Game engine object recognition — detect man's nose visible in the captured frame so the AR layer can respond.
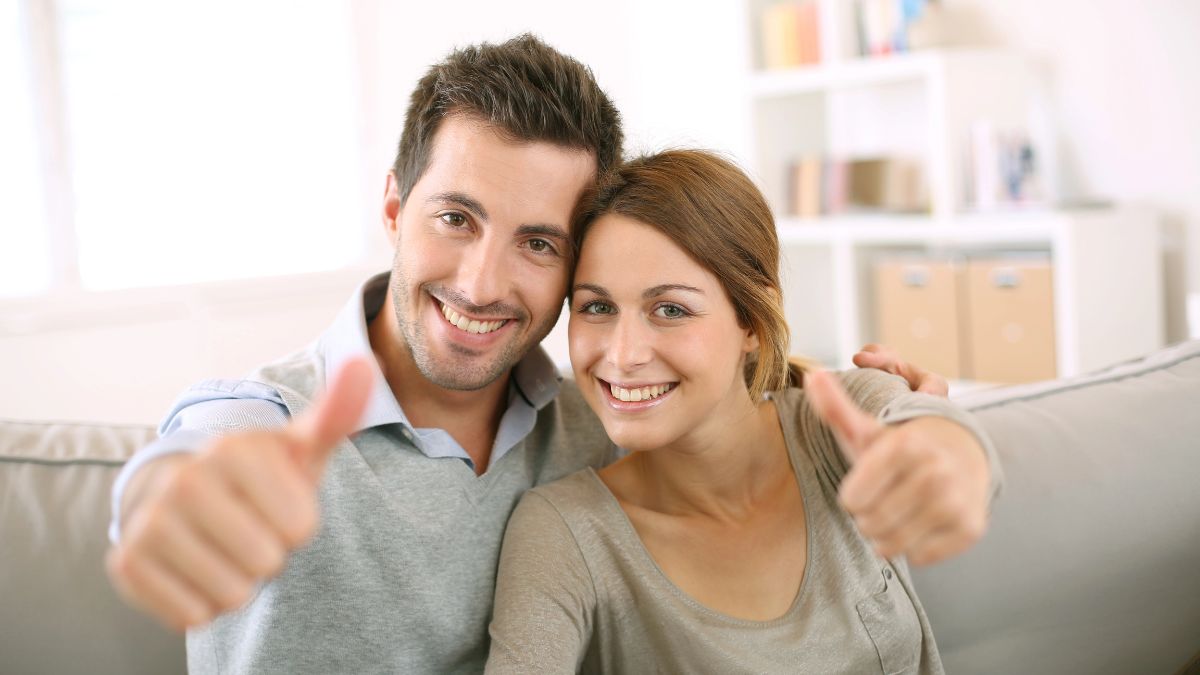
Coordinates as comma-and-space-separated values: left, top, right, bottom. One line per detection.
457, 238, 511, 309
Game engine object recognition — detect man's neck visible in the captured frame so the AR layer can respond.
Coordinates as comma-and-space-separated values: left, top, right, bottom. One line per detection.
367, 297, 510, 475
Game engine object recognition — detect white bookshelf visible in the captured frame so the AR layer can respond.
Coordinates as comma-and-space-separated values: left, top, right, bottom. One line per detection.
776, 208, 1163, 377
745, 1, 1165, 379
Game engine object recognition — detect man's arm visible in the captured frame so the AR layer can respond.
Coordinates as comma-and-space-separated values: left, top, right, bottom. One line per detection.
852, 342, 949, 396
105, 359, 373, 631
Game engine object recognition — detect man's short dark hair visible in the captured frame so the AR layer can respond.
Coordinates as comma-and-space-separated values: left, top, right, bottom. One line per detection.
392, 33, 623, 206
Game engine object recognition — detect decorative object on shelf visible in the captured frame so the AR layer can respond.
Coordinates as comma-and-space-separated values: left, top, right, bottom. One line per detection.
967, 121, 1044, 210
761, 0, 821, 69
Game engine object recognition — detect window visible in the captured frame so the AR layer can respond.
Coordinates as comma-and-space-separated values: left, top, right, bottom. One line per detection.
5, 0, 368, 296
0, 0, 52, 298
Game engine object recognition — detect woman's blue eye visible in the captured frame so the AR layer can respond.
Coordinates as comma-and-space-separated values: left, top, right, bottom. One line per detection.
654, 304, 687, 319
581, 301, 614, 315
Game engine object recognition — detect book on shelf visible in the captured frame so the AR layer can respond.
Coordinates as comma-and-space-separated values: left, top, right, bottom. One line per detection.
786, 156, 928, 218
854, 0, 931, 57
761, 1, 821, 69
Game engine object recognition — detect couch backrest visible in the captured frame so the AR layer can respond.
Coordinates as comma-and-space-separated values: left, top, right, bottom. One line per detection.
5, 343, 1197, 674
0, 420, 185, 674
912, 340, 1200, 674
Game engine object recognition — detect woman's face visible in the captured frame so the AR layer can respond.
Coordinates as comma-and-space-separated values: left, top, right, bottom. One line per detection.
569, 213, 758, 453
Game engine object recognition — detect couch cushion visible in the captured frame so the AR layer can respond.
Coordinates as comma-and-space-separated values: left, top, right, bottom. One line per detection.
912, 340, 1200, 674
0, 420, 185, 674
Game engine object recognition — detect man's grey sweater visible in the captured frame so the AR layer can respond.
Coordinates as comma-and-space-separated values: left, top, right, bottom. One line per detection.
186, 348, 616, 674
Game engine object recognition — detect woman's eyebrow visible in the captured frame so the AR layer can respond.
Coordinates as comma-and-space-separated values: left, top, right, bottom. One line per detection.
572, 283, 610, 297
572, 283, 705, 298
643, 284, 704, 299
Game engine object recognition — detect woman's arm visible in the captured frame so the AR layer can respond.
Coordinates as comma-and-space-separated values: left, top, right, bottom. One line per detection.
805, 369, 1001, 566
486, 492, 596, 674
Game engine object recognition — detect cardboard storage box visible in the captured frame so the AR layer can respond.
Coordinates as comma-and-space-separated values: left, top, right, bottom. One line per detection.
963, 257, 1057, 383
874, 259, 964, 380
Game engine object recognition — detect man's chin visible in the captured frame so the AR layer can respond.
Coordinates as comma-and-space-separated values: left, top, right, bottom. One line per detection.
415, 351, 516, 392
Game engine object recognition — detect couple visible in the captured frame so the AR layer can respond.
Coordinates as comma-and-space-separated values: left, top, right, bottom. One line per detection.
106, 35, 997, 673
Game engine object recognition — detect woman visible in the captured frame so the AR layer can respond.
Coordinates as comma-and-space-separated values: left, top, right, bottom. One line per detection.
486, 150, 1000, 674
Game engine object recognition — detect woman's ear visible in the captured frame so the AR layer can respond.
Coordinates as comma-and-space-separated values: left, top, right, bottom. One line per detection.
743, 329, 760, 353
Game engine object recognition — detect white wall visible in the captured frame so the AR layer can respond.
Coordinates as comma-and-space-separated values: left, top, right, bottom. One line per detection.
3, 0, 1195, 424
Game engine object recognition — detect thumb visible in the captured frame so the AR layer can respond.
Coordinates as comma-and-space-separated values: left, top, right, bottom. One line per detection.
290, 356, 374, 479
804, 369, 882, 463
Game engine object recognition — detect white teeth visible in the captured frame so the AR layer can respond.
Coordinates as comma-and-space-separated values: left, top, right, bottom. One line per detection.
440, 302, 505, 334
609, 383, 673, 403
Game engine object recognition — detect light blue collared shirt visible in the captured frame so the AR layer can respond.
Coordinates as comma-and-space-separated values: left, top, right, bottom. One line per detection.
109, 272, 562, 543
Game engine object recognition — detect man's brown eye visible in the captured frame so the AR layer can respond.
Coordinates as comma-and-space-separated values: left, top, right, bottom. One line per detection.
441, 213, 466, 227
529, 239, 551, 253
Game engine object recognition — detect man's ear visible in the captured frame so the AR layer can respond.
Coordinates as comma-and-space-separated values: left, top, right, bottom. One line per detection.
382, 173, 402, 243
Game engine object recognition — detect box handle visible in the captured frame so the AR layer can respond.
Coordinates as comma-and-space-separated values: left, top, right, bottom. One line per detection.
991, 267, 1021, 288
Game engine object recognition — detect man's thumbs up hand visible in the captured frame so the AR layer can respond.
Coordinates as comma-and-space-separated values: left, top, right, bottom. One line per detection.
804, 370, 991, 566
289, 357, 374, 483
107, 358, 374, 631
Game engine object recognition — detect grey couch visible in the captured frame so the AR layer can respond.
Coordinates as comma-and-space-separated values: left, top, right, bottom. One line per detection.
3, 341, 1198, 674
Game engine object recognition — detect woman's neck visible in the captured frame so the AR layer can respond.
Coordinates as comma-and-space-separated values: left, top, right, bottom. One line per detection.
603, 397, 791, 524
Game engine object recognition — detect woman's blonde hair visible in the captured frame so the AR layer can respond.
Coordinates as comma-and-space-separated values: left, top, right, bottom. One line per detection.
571, 149, 809, 400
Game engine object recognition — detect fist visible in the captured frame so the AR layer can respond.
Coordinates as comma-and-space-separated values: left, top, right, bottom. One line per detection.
106, 358, 373, 631
805, 369, 990, 566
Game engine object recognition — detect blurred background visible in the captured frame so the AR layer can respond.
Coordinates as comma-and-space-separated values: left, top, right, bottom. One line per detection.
2, 0, 1197, 424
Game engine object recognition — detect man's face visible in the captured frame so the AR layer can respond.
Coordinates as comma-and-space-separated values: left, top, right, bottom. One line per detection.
382, 116, 597, 390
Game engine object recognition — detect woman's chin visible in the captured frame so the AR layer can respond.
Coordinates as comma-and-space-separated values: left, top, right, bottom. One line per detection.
603, 426, 673, 455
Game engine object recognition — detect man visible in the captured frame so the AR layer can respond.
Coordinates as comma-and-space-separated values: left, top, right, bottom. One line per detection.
106, 35, 960, 672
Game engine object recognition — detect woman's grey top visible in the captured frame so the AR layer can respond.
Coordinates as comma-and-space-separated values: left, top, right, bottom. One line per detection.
487, 369, 1000, 674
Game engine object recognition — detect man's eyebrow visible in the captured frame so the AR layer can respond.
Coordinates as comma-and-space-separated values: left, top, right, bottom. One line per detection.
516, 224, 569, 242
644, 284, 704, 299
427, 191, 488, 220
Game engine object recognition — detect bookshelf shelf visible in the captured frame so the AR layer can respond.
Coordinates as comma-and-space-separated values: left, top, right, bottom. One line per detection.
745, 1, 1165, 382
749, 49, 944, 97
776, 212, 1068, 245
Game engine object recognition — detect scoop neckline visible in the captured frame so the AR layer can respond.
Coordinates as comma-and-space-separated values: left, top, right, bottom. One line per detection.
582, 392, 816, 628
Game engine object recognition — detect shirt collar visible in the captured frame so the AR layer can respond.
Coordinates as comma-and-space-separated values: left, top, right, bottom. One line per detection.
318, 272, 562, 433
